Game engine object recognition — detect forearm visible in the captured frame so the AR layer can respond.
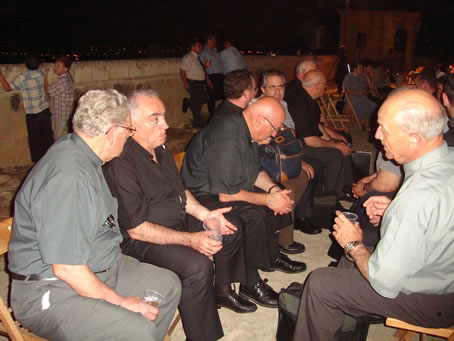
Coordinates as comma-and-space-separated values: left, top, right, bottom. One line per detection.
304, 136, 338, 149
44, 76, 49, 95
0, 73, 12, 92
220, 190, 268, 206
185, 189, 210, 221
254, 171, 276, 193
180, 69, 189, 85
349, 245, 371, 280
53, 264, 124, 305
128, 221, 192, 246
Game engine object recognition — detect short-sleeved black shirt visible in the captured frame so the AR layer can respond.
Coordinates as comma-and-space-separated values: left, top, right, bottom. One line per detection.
181, 111, 260, 196
103, 139, 187, 241
284, 78, 323, 139
211, 99, 243, 123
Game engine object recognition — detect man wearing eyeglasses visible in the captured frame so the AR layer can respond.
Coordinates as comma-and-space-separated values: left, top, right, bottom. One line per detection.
103, 90, 251, 341
181, 96, 307, 310
8, 89, 181, 341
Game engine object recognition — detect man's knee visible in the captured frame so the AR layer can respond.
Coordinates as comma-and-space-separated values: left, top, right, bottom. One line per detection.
181, 256, 214, 287
122, 314, 159, 341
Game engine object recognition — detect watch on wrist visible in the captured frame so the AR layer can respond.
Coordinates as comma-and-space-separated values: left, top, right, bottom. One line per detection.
344, 240, 363, 262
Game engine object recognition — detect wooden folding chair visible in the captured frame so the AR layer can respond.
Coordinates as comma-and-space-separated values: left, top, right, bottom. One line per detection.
318, 93, 350, 131
343, 92, 363, 130
173, 152, 185, 172
0, 217, 45, 341
386, 317, 454, 341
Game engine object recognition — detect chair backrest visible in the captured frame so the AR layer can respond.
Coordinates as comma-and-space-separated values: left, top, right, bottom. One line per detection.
0, 217, 13, 256
173, 152, 185, 172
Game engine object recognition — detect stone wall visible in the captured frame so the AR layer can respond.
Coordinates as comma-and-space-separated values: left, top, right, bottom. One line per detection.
0, 55, 336, 167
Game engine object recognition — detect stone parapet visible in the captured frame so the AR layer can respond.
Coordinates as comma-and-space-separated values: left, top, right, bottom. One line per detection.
0, 55, 335, 167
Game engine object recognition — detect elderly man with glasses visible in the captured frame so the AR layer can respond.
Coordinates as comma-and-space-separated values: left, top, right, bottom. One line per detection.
8, 89, 181, 341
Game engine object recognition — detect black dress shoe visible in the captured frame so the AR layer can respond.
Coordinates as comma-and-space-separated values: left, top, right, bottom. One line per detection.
279, 241, 306, 254
216, 290, 257, 313
239, 279, 278, 308
182, 98, 190, 113
262, 253, 307, 273
294, 217, 322, 235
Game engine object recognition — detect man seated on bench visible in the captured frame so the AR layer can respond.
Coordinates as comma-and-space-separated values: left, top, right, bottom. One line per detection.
103, 90, 253, 341
8, 89, 181, 341
293, 89, 454, 340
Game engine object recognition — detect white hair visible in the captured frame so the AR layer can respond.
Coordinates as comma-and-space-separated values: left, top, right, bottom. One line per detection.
128, 89, 160, 118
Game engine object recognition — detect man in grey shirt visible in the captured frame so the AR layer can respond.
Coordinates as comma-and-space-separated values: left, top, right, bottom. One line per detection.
8, 89, 181, 341
293, 89, 454, 340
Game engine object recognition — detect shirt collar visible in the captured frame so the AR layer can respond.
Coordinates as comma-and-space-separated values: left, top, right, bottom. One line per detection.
70, 132, 104, 167
191, 50, 199, 58
125, 138, 165, 163
403, 142, 449, 177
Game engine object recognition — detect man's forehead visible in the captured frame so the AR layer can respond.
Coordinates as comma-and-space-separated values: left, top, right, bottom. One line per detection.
266, 75, 285, 85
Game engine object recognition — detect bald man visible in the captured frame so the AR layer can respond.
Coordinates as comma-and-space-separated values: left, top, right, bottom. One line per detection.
182, 97, 307, 309
285, 70, 353, 197
293, 89, 454, 340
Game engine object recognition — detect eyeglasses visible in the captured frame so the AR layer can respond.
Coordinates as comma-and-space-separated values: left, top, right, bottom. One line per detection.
262, 116, 282, 134
105, 124, 137, 137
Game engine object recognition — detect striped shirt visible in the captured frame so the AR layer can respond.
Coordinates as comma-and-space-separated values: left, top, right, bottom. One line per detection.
48, 73, 74, 120
10, 68, 50, 114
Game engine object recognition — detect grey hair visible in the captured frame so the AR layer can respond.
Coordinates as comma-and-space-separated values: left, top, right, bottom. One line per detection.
261, 70, 286, 88
302, 72, 325, 88
72, 89, 130, 137
128, 89, 160, 118
296, 60, 316, 76
392, 88, 446, 140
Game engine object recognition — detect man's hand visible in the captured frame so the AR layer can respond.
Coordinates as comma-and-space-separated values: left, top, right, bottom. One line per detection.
334, 142, 352, 157
266, 189, 293, 215
183, 82, 190, 92
206, 78, 213, 90
301, 161, 314, 179
329, 130, 347, 143
120, 296, 160, 321
363, 195, 392, 227
332, 210, 363, 248
352, 182, 366, 199
204, 207, 237, 235
190, 231, 223, 256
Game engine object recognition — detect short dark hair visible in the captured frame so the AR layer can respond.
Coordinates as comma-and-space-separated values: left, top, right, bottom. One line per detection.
56, 56, 72, 70
206, 32, 216, 41
360, 58, 374, 68
190, 37, 201, 48
416, 68, 437, 90
224, 69, 253, 99
260, 69, 286, 88
444, 74, 454, 106
25, 54, 41, 70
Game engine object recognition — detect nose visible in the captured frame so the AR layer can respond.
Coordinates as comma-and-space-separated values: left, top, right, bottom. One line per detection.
375, 126, 383, 140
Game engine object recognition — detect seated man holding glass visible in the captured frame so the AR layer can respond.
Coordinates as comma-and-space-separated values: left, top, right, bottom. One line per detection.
103, 90, 253, 341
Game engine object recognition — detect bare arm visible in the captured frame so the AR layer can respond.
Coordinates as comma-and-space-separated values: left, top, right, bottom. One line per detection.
179, 69, 190, 92
44, 69, 49, 95
304, 136, 352, 156
53, 264, 159, 321
0, 71, 12, 92
366, 170, 401, 193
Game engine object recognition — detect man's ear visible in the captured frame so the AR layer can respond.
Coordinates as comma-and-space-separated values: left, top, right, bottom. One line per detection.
408, 132, 421, 151
443, 92, 450, 109
105, 126, 116, 145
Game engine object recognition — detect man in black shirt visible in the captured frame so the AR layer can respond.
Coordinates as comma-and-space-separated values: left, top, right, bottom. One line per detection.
181, 96, 307, 309
104, 90, 256, 341
285, 70, 353, 196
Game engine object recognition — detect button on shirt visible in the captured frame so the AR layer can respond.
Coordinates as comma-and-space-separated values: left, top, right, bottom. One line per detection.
368, 143, 454, 298
10, 68, 50, 114
181, 51, 205, 81
200, 46, 223, 75
48, 72, 74, 120
220, 46, 246, 75
8, 133, 122, 278
103, 139, 187, 238
181, 111, 260, 196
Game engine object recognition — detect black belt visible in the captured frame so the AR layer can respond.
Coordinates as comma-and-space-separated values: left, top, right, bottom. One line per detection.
188, 79, 205, 83
11, 267, 111, 281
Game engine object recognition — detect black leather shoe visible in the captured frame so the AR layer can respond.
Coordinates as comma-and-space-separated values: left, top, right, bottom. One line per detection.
262, 253, 307, 273
239, 279, 278, 308
216, 290, 257, 313
279, 241, 305, 254
294, 217, 322, 235
182, 98, 190, 113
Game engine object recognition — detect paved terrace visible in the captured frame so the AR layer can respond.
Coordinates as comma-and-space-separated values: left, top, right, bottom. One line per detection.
0, 117, 441, 340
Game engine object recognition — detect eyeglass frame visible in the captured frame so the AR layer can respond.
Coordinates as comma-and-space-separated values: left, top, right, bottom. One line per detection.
105, 124, 137, 137
261, 115, 283, 134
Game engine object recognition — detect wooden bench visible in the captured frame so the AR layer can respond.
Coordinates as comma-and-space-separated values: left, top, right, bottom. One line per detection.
386, 317, 454, 341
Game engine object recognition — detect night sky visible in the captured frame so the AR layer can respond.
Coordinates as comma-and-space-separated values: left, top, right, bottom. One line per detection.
1, 0, 453, 60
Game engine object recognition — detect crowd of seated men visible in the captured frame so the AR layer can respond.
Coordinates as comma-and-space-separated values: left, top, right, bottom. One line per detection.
6, 35, 454, 341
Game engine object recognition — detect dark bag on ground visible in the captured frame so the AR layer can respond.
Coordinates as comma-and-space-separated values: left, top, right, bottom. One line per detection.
276, 282, 371, 341
259, 128, 304, 183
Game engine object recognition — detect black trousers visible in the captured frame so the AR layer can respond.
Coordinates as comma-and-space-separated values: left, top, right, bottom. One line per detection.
188, 80, 209, 127
26, 108, 54, 162
207, 73, 224, 115
120, 215, 245, 341
295, 155, 323, 218
302, 145, 353, 196
293, 267, 454, 341
196, 194, 291, 283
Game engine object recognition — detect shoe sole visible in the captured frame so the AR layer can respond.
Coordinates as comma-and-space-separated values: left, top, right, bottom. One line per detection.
238, 292, 278, 308
261, 267, 307, 274
279, 247, 306, 255
216, 303, 257, 313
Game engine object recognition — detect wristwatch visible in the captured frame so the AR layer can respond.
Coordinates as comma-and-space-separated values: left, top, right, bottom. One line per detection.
344, 240, 363, 262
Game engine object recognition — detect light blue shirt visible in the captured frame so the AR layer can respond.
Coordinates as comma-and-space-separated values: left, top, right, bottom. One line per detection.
258, 95, 295, 130
368, 143, 454, 298
200, 46, 223, 74
220, 46, 246, 75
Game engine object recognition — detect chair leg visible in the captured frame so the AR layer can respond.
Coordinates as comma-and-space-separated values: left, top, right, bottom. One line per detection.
394, 329, 416, 341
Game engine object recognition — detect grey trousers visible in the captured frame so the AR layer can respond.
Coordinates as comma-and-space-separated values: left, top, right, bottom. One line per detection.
293, 267, 454, 341
11, 255, 181, 341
